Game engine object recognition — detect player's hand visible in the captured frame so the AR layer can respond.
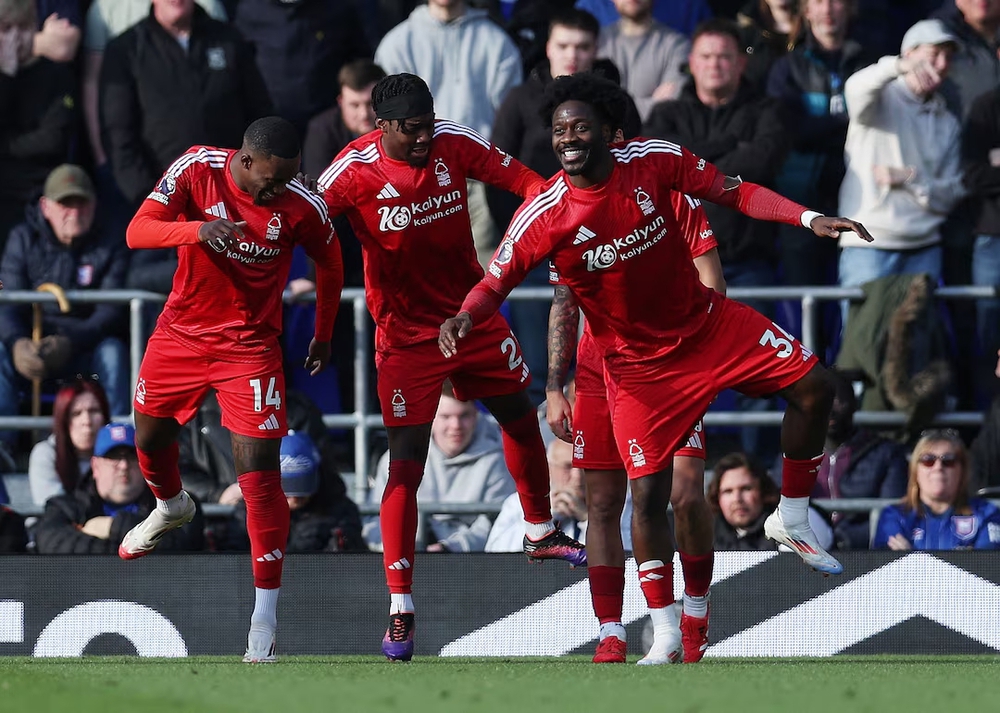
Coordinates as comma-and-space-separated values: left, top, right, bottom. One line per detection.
304, 338, 331, 375
439, 312, 472, 358
545, 389, 573, 443
81, 516, 113, 540
295, 172, 320, 195
809, 216, 874, 243
218, 482, 244, 506
198, 219, 247, 248
887, 534, 912, 551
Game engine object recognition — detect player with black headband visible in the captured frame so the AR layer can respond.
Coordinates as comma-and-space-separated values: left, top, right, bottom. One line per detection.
317, 73, 586, 662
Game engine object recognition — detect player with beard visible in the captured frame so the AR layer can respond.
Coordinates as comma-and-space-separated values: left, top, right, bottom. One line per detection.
119, 116, 344, 663
441, 73, 873, 660
316, 73, 586, 662
546, 189, 723, 664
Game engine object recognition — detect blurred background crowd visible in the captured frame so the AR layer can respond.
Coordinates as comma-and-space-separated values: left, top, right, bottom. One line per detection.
2, 0, 1000, 556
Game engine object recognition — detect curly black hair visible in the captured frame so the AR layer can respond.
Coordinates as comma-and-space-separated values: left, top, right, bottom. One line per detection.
244, 116, 299, 160
539, 72, 629, 132
371, 73, 431, 113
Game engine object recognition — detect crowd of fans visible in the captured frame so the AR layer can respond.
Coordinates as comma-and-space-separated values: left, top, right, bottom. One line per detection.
2, 0, 1000, 554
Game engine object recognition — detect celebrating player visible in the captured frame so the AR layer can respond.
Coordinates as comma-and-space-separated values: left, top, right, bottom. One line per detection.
119, 117, 344, 664
546, 191, 723, 665
316, 73, 585, 662
441, 73, 875, 656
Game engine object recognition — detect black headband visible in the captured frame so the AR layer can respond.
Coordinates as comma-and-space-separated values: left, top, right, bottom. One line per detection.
374, 91, 434, 120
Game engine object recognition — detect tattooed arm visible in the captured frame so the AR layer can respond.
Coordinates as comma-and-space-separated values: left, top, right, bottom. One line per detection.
545, 284, 580, 442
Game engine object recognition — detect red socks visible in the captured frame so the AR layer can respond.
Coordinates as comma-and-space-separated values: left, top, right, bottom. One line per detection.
499, 411, 551, 523
781, 454, 823, 498
137, 443, 182, 501
679, 551, 713, 598
380, 459, 423, 594
238, 470, 289, 589
589, 566, 625, 624
638, 560, 674, 609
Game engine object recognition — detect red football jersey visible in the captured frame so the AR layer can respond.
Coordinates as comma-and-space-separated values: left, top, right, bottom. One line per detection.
550, 191, 719, 378
317, 120, 543, 350
128, 146, 342, 362
486, 139, 739, 368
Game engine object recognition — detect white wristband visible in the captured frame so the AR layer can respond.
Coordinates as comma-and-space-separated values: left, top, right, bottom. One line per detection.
800, 210, 824, 229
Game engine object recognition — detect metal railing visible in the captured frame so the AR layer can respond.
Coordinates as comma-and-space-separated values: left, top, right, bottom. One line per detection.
1, 284, 993, 504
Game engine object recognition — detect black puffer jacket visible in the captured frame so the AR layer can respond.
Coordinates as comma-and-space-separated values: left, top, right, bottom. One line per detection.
33, 474, 205, 555
0, 202, 128, 353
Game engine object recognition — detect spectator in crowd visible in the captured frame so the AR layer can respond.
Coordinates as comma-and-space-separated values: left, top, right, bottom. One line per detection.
486, 436, 633, 550
364, 383, 516, 553
815, 368, 908, 549
375, 0, 524, 269
0, 165, 130, 419
873, 428, 1000, 550
503, 0, 578, 76
767, 0, 869, 289
0, 0, 78, 252
28, 379, 110, 506
233, 0, 371, 135
80, 0, 227, 238
961, 75, 1000, 401
735, 0, 800, 93
708, 451, 833, 550
100, 0, 272, 295
837, 19, 964, 303
933, 0, 1000, 119
645, 17, 789, 456
971, 390, 1000, 490
302, 59, 387, 179
598, 0, 691, 122
0, 504, 27, 552
575, 0, 712, 37
34, 423, 205, 554
32, 1, 81, 63
222, 431, 365, 553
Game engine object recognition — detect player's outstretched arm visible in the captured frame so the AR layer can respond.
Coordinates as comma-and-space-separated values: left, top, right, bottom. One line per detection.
545, 284, 579, 443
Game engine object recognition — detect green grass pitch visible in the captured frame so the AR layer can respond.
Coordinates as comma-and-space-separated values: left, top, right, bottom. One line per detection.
3, 656, 999, 712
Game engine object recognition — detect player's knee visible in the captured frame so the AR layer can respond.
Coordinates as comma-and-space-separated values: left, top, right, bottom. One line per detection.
589, 490, 625, 525
791, 365, 834, 417
670, 484, 706, 514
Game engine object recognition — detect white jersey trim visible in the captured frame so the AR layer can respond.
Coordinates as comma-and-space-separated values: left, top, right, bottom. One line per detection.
317, 143, 379, 190
287, 180, 329, 223
433, 119, 491, 150
164, 148, 229, 179
505, 180, 568, 244
611, 139, 682, 164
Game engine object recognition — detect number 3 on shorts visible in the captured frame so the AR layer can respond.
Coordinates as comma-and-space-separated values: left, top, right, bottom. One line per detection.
249, 377, 282, 411
758, 323, 794, 359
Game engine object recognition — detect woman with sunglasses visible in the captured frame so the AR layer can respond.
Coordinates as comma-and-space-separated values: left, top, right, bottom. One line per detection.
873, 430, 1000, 550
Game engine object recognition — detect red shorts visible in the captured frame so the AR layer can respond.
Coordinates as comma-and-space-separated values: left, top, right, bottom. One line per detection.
573, 331, 706, 471
376, 313, 530, 425
135, 329, 287, 438
605, 297, 817, 478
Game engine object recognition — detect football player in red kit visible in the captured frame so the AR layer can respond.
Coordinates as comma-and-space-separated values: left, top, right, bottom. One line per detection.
546, 191, 724, 665
120, 117, 344, 663
441, 73, 875, 660
316, 73, 585, 661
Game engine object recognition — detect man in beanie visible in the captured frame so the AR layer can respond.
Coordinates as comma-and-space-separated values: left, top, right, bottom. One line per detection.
223, 431, 364, 554
0, 164, 130, 428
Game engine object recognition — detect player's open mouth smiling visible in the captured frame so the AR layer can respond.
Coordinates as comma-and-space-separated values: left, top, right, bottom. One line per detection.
560, 145, 588, 165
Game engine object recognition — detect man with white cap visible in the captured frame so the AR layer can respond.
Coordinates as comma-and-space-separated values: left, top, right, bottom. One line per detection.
836, 18, 965, 306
